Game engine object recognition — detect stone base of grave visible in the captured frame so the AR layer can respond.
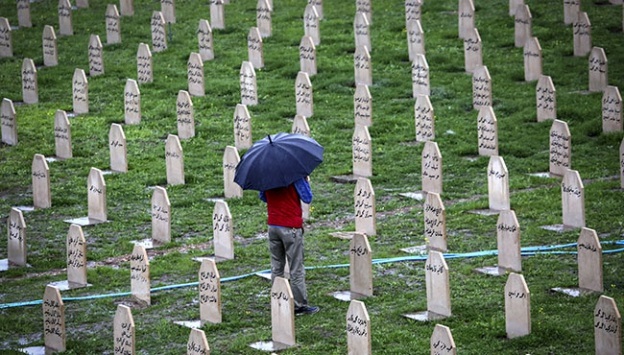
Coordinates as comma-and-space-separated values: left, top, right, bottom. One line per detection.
255, 270, 290, 281
330, 175, 359, 184
329, 231, 358, 240
249, 341, 296, 352
0, 259, 8, 271
174, 320, 204, 329
14, 206, 35, 212
48, 280, 92, 291
204, 197, 225, 203
64, 217, 108, 226
19, 346, 47, 355
474, 266, 509, 276
403, 310, 448, 322
101, 170, 116, 176
399, 191, 425, 201
130, 238, 162, 249
528, 172, 551, 178
331, 290, 369, 302
45, 157, 63, 163
540, 224, 580, 233
550, 287, 596, 297
466, 209, 500, 216
400, 244, 428, 255
192, 256, 231, 263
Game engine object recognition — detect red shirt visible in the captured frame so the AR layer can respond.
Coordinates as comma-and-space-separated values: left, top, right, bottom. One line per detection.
264, 184, 303, 228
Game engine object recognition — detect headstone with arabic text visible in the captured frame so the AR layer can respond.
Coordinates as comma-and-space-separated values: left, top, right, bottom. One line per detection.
464, 27, 482, 73
137, 43, 153, 84
350, 233, 373, 298
415, 95, 434, 142
354, 45, 371, 86
199, 258, 222, 324
67, 224, 87, 286
505, 273, 531, 338
151, 11, 167, 52
109, 124, 127, 173
424, 192, 446, 252
223, 146, 243, 198
43, 285, 66, 352
233, 104, 251, 150
564, 0, 580, 25
578, 227, 603, 293
305, 5, 320, 46
1, 98, 17, 145
488, 155, 510, 211
300, 35, 317, 76
407, 20, 425, 61
165, 134, 185, 185
188, 52, 205, 97
426, 251, 451, 317
240, 61, 257, 105
422, 141, 442, 195
509, 0, 524, 16
477, 106, 498, 156
271, 277, 295, 347
523, 37, 542, 82
22, 58, 38, 104
213, 200, 233, 261
430, 324, 456, 355
589, 47, 608, 93
73, 68, 89, 114
76, 0, 89, 8
32, 154, 51, 209
309, 0, 323, 19
356, 0, 372, 24
594, 296, 622, 355
295, 71, 313, 118
536, 75, 556, 122
355, 84, 372, 127
17, 0, 32, 28
347, 300, 371, 355
58, 0, 73, 36
355, 178, 376, 237
120, 0, 134, 16
188, 328, 211, 355
498, 210, 521, 272
353, 124, 372, 177
43, 25, 58, 67
124, 79, 140, 125
257, 0, 272, 38
292, 115, 310, 137
405, 0, 422, 24
602, 86, 622, 132
412, 54, 430, 97
458, 0, 474, 39
54, 110, 72, 159
472, 66, 492, 110
198, 20, 214, 61
130, 244, 150, 305
161, 0, 175, 24
8, 208, 27, 266
177, 90, 195, 139
0, 18, 11, 58
248, 27, 264, 69
354, 11, 370, 53
114, 305, 135, 355
88, 35, 104, 76
573, 12, 591, 57
549, 119, 571, 176
562, 169, 585, 229
210, 0, 225, 30
514, 4, 532, 48
88, 168, 107, 222
152, 186, 171, 245
106, 4, 121, 44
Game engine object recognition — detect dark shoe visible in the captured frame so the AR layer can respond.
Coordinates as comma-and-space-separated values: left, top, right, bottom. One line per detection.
295, 305, 320, 316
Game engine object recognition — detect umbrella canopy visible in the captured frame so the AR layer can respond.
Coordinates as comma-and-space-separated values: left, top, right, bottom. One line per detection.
234, 132, 324, 191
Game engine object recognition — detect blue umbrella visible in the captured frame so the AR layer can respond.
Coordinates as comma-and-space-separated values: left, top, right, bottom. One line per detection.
234, 133, 324, 191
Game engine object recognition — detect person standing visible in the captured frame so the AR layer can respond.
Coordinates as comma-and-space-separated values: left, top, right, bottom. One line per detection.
260, 177, 319, 315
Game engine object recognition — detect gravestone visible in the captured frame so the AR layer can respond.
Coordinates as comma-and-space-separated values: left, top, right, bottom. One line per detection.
430, 324, 456, 355
424, 192, 446, 252
130, 244, 150, 305
22, 58, 38, 105
562, 169, 585, 229
578, 227, 603, 293
347, 300, 371, 355
177, 90, 195, 139
412, 54, 430, 97
73, 68, 89, 114
415, 95, 434, 142
355, 84, 372, 127
355, 178, 376, 236
0, 18, 12, 58
309, 0, 323, 20
161, 0, 175, 24
589, 47, 608, 93
43, 26, 59, 67
76, 0, 89, 8
594, 296, 622, 355
210, 0, 225, 30
151, 11, 167, 52
248, 27, 264, 69
88, 168, 107, 222
295, 71, 313, 118
621, 138, 624, 189
425, 251, 451, 318
240, 61, 257, 105
32, 154, 51, 209
498, 210, 521, 272
353, 124, 372, 177
257, 0, 272, 38
523, 37, 542, 82
405, 0, 422, 24
354, 45, 372, 86
514, 5, 532, 48
573, 12, 591, 57
299, 35, 317, 76
88, 35, 104, 76
1, 98, 17, 145
152, 186, 171, 244
509, 0, 523, 16
124, 79, 141, 125
488, 155, 510, 211
109, 124, 127, 173
233, 104, 252, 150
251, 277, 296, 351
472, 66, 492, 110
188, 328, 210, 354
43, 285, 66, 352
106, 5, 121, 45
58, 0, 73, 36
213, 200, 233, 261
354, 11, 370, 53
54, 110, 72, 159
463, 27, 482, 73
66, 224, 88, 287
505, 273, 531, 338
166, 134, 185, 185
223, 146, 242, 198
350, 233, 373, 299
536, 75, 556, 122
549, 119, 571, 176
305, 5, 320, 46
292, 115, 310, 136
602, 86, 622, 132
120, 0, 134, 16
458, 0, 475, 40
114, 305, 135, 355
356, 0, 372, 24
407, 20, 425, 61
477, 106, 498, 156
198, 20, 214, 61
564, 0, 580, 25
199, 258, 222, 324
422, 141, 442, 194
188, 52, 205, 97
137, 43, 153, 84
8, 208, 27, 266
17, 0, 32, 28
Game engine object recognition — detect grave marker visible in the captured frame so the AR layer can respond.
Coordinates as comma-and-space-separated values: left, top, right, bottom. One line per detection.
271, 277, 295, 347
299, 35, 317, 76
594, 296, 622, 355
354, 46, 372, 86
210, 0, 225, 30
213, 200, 233, 261
137, 43, 153, 84
430, 324, 456, 355
198, 20, 214, 61
43, 26, 58, 67
356, 0, 372, 24
536, 75, 556, 122
564, 0, 580, 25
120, 0, 134, 16
295, 71, 313, 118
573, 12, 591, 57
309, 0, 323, 20
523, 37, 541, 82
509, 0, 524, 16
355, 84, 372, 127
88, 34, 104, 76
505, 273, 531, 338
130, 244, 150, 305
54, 110, 72, 159
472, 66, 492, 110
498, 210, 521, 272
58, 0, 73, 36
240, 61, 257, 105
233, 104, 251, 150
223, 146, 242, 198
188, 328, 210, 355
405, 0, 422, 24
621, 137, 624, 189
152, 186, 171, 244
549, 119, 571, 176
188, 52, 205, 97
88, 168, 107, 222
21, 58, 38, 104
248, 27, 264, 69
514, 5, 532, 48
17, 0, 32, 28
305, 5, 320, 46
8, 208, 27, 266
109, 124, 127, 173
426, 251, 451, 317
424, 192, 446, 252
257, 0, 272, 38
124, 79, 141, 125
589, 47, 608, 93
106, 5, 121, 45
66, 224, 87, 287
562, 169, 585, 229
350, 233, 373, 298
355, 178, 376, 236
151, 11, 167, 52
578, 227, 603, 293
602, 86, 622, 132
43, 285, 66, 352
166, 134, 185, 185
32, 154, 51, 209
412, 54, 430, 97
415, 95, 434, 142
76, 0, 89, 8
199, 258, 222, 324
477, 106, 498, 156
72, 68, 89, 114
177, 90, 195, 139
407, 20, 425, 61
488, 155, 510, 211
1, 98, 17, 145
463, 27, 482, 73
354, 11, 370, 53
0, 18, 12, 58
347, 300, 371, 355
422, 141, 442, 194
458, 0, 475, 40
353, 124, 372, 177
161, 0, 175, 24
114, 305, 135, 355
292, 115, 310, 136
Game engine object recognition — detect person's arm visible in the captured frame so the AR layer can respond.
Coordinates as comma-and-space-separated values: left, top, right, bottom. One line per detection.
259, 191, 267, 203
294, 178, 313, 204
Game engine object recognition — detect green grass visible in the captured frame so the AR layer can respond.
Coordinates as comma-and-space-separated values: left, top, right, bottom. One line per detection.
1, 0, 624, 353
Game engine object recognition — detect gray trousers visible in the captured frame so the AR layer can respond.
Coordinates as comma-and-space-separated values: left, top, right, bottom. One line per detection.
268, 225, 308, 308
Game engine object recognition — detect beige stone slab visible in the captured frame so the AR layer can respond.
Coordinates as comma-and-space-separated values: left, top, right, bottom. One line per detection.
123, 79, 140, 125
295, 71, 313, 118
188, 328, 210, 354
564, 0, 580, 25
22, 58, 38, 104
257, 0, 272, 38
188, 52, 204, 97
426, 251, 451, 317
407, 20, 424, 62
88, 34, 104, 76
66, 224, 87, 286
352, 125, 372, 177
424, 193, 446, 252
109, 124, 127, 173
120, 0, 134, 16
8, 208, 27, 266
309, 0, 323, 19
353, 84, 373, 128
589, 47, 608, 93
412, 54, 429, 97
356, 0, 372, 24
577, 227, 603, 292
477, 106, 498, 156
594, 296, 622, 355
497, 210, 521, 272
1, 98, 16, 145
130, 244, 150, 305
472, 66, 491, 110
509, 0, 524, 16
549, 119, 571, 176
32, 154, 51, 209
573, 12, 591, 57
213, 200, 233, 261
562, 169, 585, 228
354, 11, 370, 53
17, 0, 32, 28
514, 4, 532, 48
240, 61, 257, 105
414, 95, 434, 142
210, 0, 225, 30
233, 104, 251, 150
223, 146, 242, 198
347, 300, 371, 355
106, 4, 121, 44
350, 233, 373, 297
505, 272, 531, 338
165, 134, 184, 185
114, 305, 135, 355
137, 43, 153, 84
54, 110, 72, 159
43, 285, 66, 352
161, 0, 175, 24
602, 86, 622, 132
463, 27, 482, 73
354, 178, 376, 236
458, 0, 474, 40
488, 156, 510, 211
88, 168, 107, 222
271, 277, 296, 346
305, 5, 320, 46
151, 186, 171, 244
198, 20, 214, 61
72, 68, 89, 114
523, 37, 541, 82
422, 141, 442, 194
177, 90, 195, 139
354, 45, 371, 86
58, 0, 73, 36
405, 0, 422, 24
0, 18, 11, 58
536, 75, 556, 122
76, 0, 89, 8
199, 258, 222, 324
292, 115, 310, 137
151, 11, 167, 52
300, 35, 317, 76
430, 324, 456, 355
248, 27, 264, 69
43, 25, 58, 67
